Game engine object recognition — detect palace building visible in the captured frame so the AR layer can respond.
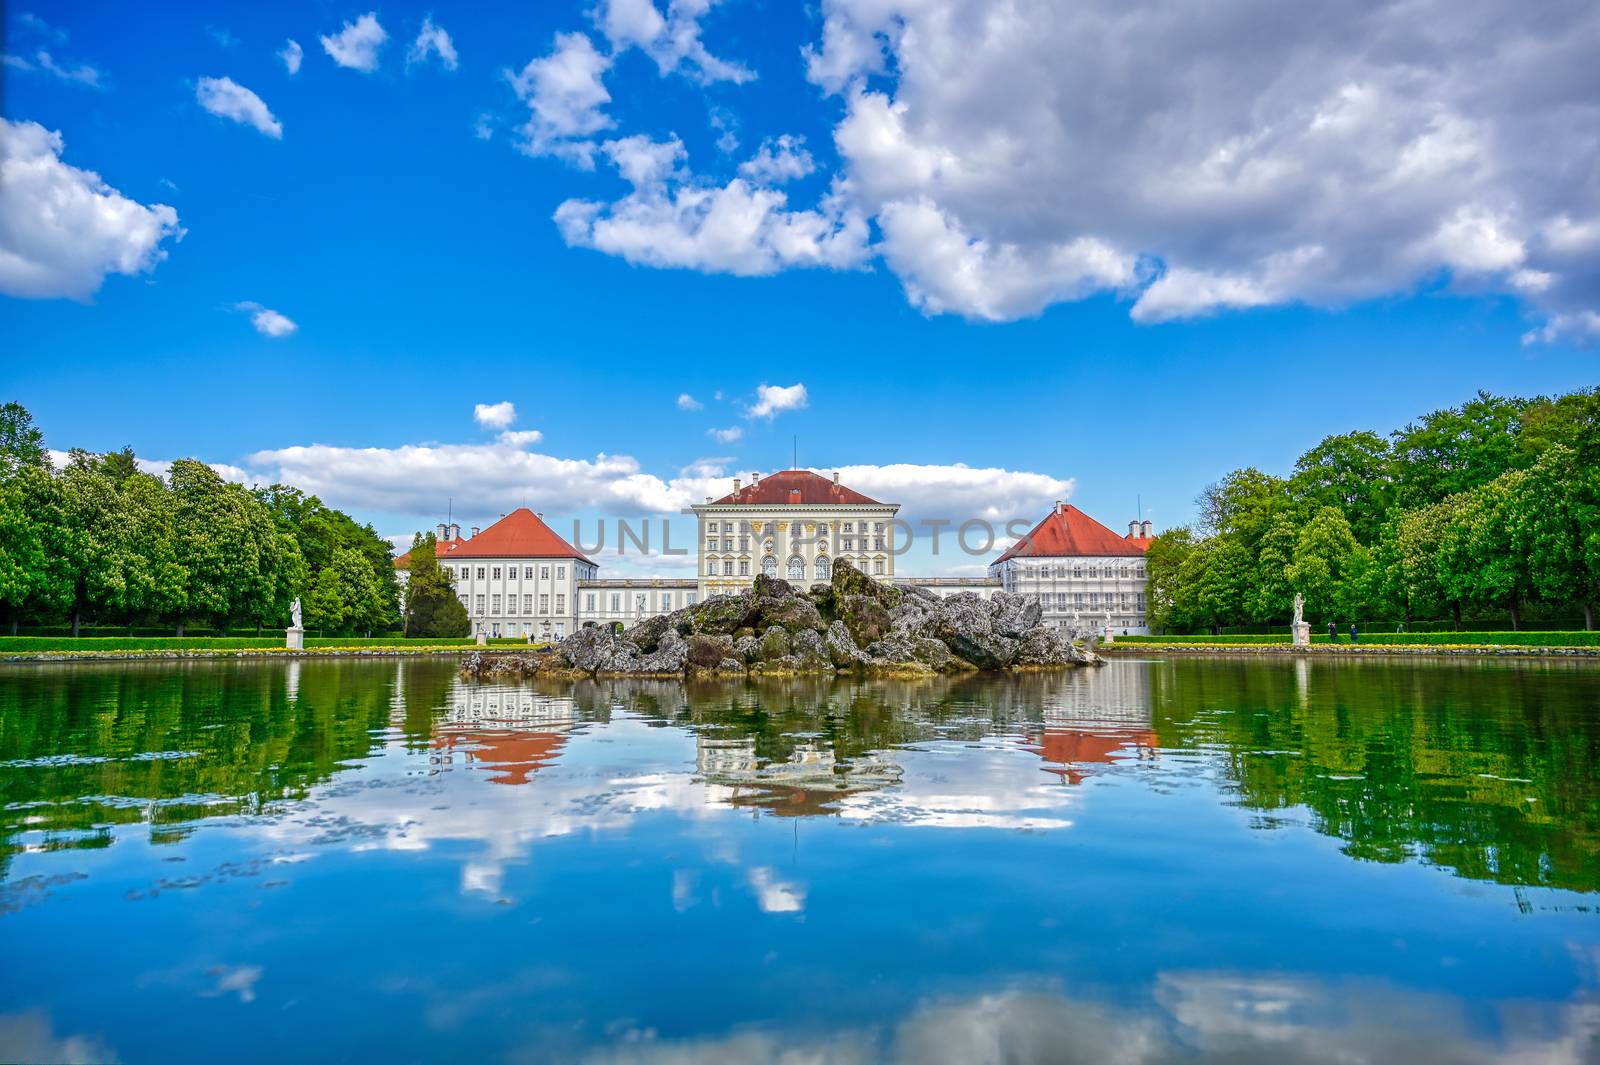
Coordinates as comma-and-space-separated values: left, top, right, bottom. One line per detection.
988, 501, 1153, 634
689, 469, 901, 599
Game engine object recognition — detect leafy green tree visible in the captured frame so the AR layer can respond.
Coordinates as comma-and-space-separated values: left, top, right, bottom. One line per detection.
1437, 476, 1535, 629
1183, 536, 1253, 633
1509, 446, 1600, 629
1518, 388, 1600, 469
118, 472, 187, 626
1249, 518, 1298, 623
1391, 391, 1529, 509
303, 564, 348, 633
1285, 507, 1361, 624
170, 460, 263, 633
57, 452, 130, 635
1143, 528, 1195, 632
0, 468, 52, 633
0, 402, 47, 479
1195, 467, 1290, 545
1288, 430, 1394, 543
402, 533, 471, 638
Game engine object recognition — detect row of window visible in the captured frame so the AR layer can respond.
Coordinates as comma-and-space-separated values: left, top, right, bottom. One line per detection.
704, 520, 885, 534
1035, 592, 1145, 609
705, 536, 888, 554
1016, 564, 1146, 580
449, 564, 567, 582
462, 593, 568, 616
580, 591, 698, 613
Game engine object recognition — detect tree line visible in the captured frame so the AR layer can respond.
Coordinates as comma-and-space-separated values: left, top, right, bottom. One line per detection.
0, 403, 402, 636
1148, 387, 1600, 632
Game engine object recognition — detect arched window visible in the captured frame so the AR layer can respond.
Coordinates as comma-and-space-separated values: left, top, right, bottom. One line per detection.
762, 556, 777, 578
815, 555, 831, 580
787, 555, 805, 580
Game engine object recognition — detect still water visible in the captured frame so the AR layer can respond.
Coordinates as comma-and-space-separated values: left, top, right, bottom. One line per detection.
1, 657, 1597, 1063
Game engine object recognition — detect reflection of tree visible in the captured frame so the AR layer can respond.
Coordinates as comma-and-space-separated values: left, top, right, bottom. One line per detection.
1148, 658, 1600, 892
0, 660, 434, 878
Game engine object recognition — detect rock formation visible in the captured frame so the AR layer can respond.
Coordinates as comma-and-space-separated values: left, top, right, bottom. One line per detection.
461, 560, 1102, 681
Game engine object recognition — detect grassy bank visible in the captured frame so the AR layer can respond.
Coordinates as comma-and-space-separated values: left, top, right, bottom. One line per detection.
1113, 631, 1600, 647
0, 636, 550, 661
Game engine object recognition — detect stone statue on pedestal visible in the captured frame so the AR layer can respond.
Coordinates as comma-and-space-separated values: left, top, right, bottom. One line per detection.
1292, 593, 1304, 627
291, 598, 303, 630
1290, 592, 1310, 648
286, 597, 304, 650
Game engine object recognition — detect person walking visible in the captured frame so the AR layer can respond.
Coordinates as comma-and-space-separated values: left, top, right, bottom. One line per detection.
1327, 620, 1338, 644
1350, 622, 1359, 644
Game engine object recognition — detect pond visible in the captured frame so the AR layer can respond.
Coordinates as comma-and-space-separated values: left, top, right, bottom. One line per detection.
1, 657, 1597, 1063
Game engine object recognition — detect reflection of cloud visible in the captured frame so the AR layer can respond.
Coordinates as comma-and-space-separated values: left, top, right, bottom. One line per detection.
577, 978, 1600, 1064
837, 742, 1074, 830
746, 867, 805, 913
0, 1010, 119, 1064
201, 964, 263, 1003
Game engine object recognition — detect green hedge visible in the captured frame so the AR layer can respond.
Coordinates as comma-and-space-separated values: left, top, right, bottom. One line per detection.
1119, 631, 1600, 647
0, 636, 549, 652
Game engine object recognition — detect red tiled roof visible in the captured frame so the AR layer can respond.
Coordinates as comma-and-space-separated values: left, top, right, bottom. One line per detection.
708, 469, 884, 507
394, 508, 594, 567
993, 505, 1150, 563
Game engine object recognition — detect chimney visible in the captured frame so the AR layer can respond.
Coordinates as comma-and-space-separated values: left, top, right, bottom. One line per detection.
1142, 520, 1152, 538
470, 526, 480, 538
536, 511, 543, 520
734, 477, 742, 492
436, 522, 447, 540
1055, 500, 1064, 515
1129, 520, 1140, 538
832, 471, 839, 484
449, 523, 460, 540
705, 496, 713, 504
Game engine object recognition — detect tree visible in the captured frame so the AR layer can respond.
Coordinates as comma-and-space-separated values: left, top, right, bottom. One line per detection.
402, 533, 471, 638
1509, 445, 1600, 629
0, 468, 51, 633
1250, 518, 1298, 623
1288, 431, 1394, 544
1183, 536, 1253, 634
1285, 507, 1361, 624
1195, 467, 1290, 545
118, 472, 187, 627
1143, 528, 1195, 633
0, 402, 47, 478
303, 564, 348, 634
1391, 391, 1529, 509
57, 452, 130, 636
170, 460, 263, 633
1437, 477, 1534, 629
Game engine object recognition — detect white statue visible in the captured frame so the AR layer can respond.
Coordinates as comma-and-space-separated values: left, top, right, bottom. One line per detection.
1292, 593, 1304, 627
290, 597, 303, 629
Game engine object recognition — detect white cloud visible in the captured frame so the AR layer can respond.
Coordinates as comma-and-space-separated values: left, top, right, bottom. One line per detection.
593, 0, 753, 85
498, 429, 545, 447
196, 76, 282, 139
747, 382, 807, 419
708, 426, 742, 443
834, 462, 1073, 523
789, 0, 1600, 336
738, 135, 815, 185
235, 301, 297, 337
746, 867, 805, 913
320, 12, 387, 72
22, 50, 103, 88
555, 137, 870, 275
473, 113, 495, 141
279, 39, 303, 74
676, 393, 703, 410
473, 401, 517, 429
408, 17, 458, 71
0, 118, 182, 300
1521, 311, 1600, 347
506, 32, 614, 167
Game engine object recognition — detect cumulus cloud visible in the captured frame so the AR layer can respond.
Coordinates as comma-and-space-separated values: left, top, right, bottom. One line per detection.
320, 12, 387, 72
235, 301, 297, 337
408, 17, 458, 71
497, 429, 545, 447
738, 135, 815, 185
196, 76, 282, 139
555, 136, 870, 275
833, 462, 1073, 523
592, 0, 753, 85
473, 401, 517, 429
279, 39, 303, 74
0, 118, 182, 300
506, 32, 614, 167
708, 426, 742, 443
676, 393, 703, 410
747, 382, 807, 419
792, 0, 1600, 337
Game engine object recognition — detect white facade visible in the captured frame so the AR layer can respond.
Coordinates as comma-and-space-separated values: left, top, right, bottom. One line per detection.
990, 555, 1150, 633
690, 471, 900, 599
444, 554, 596, 639
577, 578, 699, 628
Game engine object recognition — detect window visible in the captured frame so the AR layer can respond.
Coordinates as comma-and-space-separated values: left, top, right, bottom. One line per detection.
738, 560, 750, 575
873, 538, 885, 551
842, 538, 853, 551
492, 594, 501, 612
708, 521, 720, 533
843, 522, 854, 533
722, 538, 732, 551
788, 556, 805, 579
1073, 566, 1083, 578
873, 559, 885, 575
739, 537, 748, 551
816, 556, 831, 580
492, 566, 502, 580
1057, 593, 1068, 609
555, 595, 565, 612
475, 595, 485, 614
610, 594, 621, 611
539, 594, 550, 613
1075, 593, 1084, 605
723, 561, 735, 575
557, 566, 566, 579
1089, 593, 1100, 605
585, 594, 596, 611
524, 566, 535, 580
476, 567, 486, 580
687, 593, 697, 605
636, 594, 647, 613
540, 566, 550, 580
874, 523, 884, 533
458, 594, 468, 608
508, 596, 518, 615
660, 593, 673, 610
707, 558, 718, 575
1135, 567, 1146, 579
524, 594, 534, 613
555, 623, 565, 638
763, 556, 777, 578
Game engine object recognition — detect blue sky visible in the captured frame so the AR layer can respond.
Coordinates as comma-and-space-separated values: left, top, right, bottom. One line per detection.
3, 1, 1596, 574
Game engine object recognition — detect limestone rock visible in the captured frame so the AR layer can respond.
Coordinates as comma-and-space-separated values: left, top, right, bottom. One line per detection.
732, 633, 761, 663
759, 626, 793, 661
826, 620, 872, 668
992, 591, 1043, 637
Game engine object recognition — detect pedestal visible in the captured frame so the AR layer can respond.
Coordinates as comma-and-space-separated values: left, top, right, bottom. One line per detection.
285, 627, 304, 650
1291, 622, 1310, 647
1101, 625, 1115, 646
476, 631, 488, 647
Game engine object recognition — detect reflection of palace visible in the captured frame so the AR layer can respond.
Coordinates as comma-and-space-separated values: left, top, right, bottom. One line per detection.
695, 734, 902, 815
430, 684, 579, 786
1029, 666, 1157, 784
